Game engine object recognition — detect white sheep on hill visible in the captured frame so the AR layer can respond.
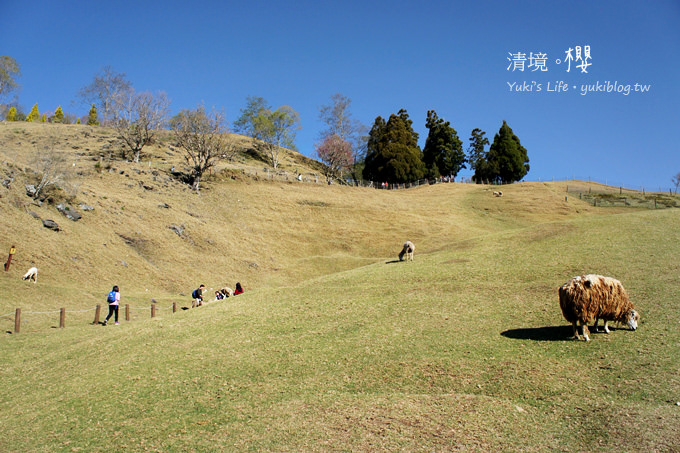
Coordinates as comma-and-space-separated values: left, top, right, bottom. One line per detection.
22, 267, 38, 283
398, 241, 415, 262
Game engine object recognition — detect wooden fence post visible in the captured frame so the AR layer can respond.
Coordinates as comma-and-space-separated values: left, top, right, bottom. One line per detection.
60, 308, 66, 328
173, 302, 177, 313
151, 303, 156, 318
14, 308, 20, 334
125, 304, 130, 321
93, 304, 101, 325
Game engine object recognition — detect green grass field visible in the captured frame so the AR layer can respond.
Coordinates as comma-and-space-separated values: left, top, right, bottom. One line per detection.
0, 123, 678, 451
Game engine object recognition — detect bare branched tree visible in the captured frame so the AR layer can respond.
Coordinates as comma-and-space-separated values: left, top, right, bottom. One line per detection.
170, 105, 232, 192
0, 56, 21, 103
318, 94, 367, 182
76, 66, 132, 125
315, 134, 353, 183
31, 139, 72, 201
112, 89, 171, 163
672, 172, 680, 194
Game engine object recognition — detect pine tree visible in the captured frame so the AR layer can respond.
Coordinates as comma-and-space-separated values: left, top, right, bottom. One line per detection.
467, 128, 490, 183
41, 114, 47, 122
26, 103, 40, 122
363, 110, 425, 183
87, 104, 99, 126
53, 106, 64, 123
422, 110, 465, 180
6, 106, 17, 121
486, 121, 530, 184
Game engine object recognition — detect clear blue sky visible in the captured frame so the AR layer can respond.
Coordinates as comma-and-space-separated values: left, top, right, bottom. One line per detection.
2, 0, 679, 190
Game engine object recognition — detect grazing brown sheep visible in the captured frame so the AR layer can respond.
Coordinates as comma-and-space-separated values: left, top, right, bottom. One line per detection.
398, 241, 415, 261
558, 274, 639, 341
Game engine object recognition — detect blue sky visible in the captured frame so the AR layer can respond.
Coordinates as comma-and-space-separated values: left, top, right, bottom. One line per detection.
2, 0, 679, 190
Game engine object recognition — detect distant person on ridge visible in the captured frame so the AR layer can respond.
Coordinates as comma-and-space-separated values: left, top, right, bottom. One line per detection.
234, 282, 244, 295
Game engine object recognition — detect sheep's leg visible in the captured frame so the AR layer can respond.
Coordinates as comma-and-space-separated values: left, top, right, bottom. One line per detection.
580, 321, 590, 342
593, 318, 601, 332
570, 321, 580, 340
602, 320, 610, 334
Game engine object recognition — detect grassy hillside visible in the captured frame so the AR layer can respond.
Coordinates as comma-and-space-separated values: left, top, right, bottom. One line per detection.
0, 122, 601, 320
0, 122, 678, 451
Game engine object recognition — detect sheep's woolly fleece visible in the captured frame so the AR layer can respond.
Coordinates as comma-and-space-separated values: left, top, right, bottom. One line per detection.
559, 274, 635, 325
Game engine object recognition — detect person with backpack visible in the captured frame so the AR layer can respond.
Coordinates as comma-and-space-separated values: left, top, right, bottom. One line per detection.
192, 284, 205, 307
104, 285, 120, 325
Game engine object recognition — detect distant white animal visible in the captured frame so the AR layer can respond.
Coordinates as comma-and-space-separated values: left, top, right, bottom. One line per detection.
22, 267, 38, 283
559, 274, 639, 342
399, 241, 415, 262
493, 191, 503, 197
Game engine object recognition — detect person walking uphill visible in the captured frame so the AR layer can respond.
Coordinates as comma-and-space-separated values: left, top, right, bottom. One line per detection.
104, 285, 120, 325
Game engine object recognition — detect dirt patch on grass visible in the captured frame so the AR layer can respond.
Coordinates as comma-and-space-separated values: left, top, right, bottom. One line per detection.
523, 223, 578, 243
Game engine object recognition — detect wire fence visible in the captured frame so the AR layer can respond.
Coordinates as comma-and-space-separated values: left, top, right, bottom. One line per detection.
0, 298, 229, 335
238, 168, 679, 195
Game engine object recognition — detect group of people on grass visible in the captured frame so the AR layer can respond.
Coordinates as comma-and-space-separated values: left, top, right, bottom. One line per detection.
192, 282, 243, 306
102, 282, 244, 325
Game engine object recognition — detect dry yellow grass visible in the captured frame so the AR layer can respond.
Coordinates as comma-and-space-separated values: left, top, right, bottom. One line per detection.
0, 121, 602, 317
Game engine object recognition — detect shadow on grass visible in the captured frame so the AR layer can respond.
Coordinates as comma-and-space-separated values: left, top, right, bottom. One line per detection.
501, 325, 574, 341
385, 259, 402, 264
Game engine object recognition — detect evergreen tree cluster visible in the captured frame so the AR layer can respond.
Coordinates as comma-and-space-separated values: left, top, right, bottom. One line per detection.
363, 110, 425, 184
362, 110, 530, 185
4, 102, 77, 124
470, 121, 529, 184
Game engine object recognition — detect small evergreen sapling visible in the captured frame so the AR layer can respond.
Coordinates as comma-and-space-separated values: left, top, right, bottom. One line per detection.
26, 103, 40, 122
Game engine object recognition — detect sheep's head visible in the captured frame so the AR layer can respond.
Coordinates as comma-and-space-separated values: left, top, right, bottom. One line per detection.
627, 310, 640, 331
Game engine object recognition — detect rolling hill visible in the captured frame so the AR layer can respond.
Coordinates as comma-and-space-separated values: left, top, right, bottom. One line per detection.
0, 121, 678, 451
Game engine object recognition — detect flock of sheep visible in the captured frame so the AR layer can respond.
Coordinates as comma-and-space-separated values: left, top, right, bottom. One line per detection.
16, 239, 641, 342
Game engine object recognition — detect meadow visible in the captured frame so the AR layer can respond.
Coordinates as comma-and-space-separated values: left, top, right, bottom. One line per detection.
0, 122, 678, 451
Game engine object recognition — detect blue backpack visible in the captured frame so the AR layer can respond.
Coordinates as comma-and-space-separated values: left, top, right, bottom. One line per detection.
107, 291, 116, 303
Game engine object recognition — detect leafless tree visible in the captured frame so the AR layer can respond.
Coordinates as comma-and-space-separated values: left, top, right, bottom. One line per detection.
30, 139, 73, 201
0, 56, 21, 103
170, 105, 232, 192
672, 172, 680, 194
315, 134, 353, 183
318, 94, 367, 182
76, 66, 132, 125
112, 89, 171, 163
